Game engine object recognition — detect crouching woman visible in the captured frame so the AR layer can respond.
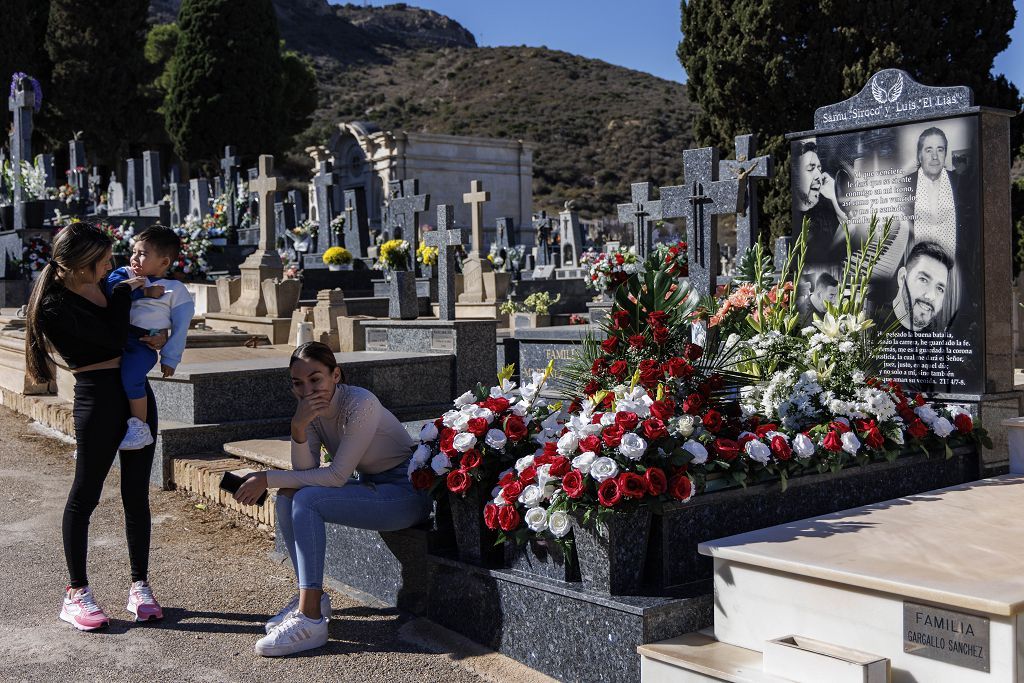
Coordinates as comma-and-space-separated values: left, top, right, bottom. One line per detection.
234, 341, 431, 657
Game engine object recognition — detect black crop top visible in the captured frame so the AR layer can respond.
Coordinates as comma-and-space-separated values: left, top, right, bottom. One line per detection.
39, 282, 133, 369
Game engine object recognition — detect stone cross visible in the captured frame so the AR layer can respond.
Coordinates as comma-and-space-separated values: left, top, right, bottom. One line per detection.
385, 178, 429, 263
189, 178, 210, 221
616, 182, 663, 260
462, 179, 490, 258
342, 188, 370, 258
250, 155, 281, 252
125, 158, 143, 209
8, 78, 34, 230
718, 134, 772, 262
312, 160, 336, 244
424, 204, 465, 321
142, 151, 161, 206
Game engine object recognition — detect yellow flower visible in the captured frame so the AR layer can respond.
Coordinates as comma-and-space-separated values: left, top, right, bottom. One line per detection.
322, 246, 352, 265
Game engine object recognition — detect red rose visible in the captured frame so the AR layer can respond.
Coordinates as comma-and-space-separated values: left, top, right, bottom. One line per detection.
682, 393, 704, 415
822, 430, 843, 452
609, 360, 629, 379
562, 469, 585, 498
597, 478, 622, 507
440, 428, 457, 456
461, 448, 483, 469
954, 413, 973, 433
651, 398, 676, 422
602, 425, 626, 448
754, 423, 778, 437
543, 441, 559, 456
664, 357, 691, 378
483, 503, 500, 530
501, 480, 524, 503
498, 471, 516, 487
519, 464, 538, 484
618, 472, 648, 499
638, 359, 662, 387
644, 466, 668, 496
652, 326, 670, 345
591, 412, 604, 424
908, 418, 929, 440
642, 418, 668, 441
684, 343, 703, 361
410, 469, 435, 490
615, 411, 640, 432
579, 435, 601, 452
737, 432, 757, 448
446, 468, 472, 495
646, 310, 668, 327
914, 393, 926, 407
612, 311, 631, 329
714, 438, 740, 461
549, 456, 570, 477
584, 380, 601, 395
628, 334, 647, 349
829, 420, 851, 434
864, 425, 885, 449
702, 410, 724, 433
467, 417, 489, 438
770, 435, 792, 461
600, 336, 619, 354
669, 473, 694, 501
504, 415, 528, 442
591, 358, 607, 375
486, 397, 510, 414
498, 504, 520, 531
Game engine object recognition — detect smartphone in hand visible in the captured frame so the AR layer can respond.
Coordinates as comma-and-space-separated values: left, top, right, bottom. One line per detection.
219, 471, 268, 506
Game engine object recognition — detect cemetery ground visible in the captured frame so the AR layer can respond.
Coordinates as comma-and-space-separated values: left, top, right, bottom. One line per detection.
0, 405, 549, 683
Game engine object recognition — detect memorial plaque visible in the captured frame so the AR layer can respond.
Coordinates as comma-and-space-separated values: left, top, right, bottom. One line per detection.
365, 328, 388, 352
903, 601, 989, 672
430, 329, 455, 352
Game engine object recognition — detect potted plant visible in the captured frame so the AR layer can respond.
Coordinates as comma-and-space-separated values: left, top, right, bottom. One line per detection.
501, 292, 561, 332
322, 246, 353, 271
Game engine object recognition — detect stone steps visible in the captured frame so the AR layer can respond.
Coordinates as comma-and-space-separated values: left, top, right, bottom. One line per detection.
638, 633, 784, 682
170, 453, 276, 527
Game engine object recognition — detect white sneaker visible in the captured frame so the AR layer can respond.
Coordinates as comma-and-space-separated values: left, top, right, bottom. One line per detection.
265, 592, 331, 633
118, 417, 154, 451
255, 612, 329, 657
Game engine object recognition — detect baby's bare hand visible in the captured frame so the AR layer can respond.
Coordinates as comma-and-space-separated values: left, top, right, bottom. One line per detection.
144, 285, 165, 298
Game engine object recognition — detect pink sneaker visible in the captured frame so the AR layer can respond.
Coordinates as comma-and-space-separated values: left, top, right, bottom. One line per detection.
126, 580, 163, 622
59, 586, 110, 631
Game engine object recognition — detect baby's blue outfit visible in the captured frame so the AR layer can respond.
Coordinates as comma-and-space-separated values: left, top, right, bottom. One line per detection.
105, 267, 195, 400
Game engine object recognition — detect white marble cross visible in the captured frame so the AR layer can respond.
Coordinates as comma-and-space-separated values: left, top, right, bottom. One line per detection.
462, 179, 490, 257
250, 155, 280, 252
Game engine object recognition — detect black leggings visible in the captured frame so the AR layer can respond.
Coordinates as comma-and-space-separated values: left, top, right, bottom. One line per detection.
64, 368, 158, 588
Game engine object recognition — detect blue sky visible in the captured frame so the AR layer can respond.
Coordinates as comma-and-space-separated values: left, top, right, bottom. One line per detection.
343, 0, 1024, 96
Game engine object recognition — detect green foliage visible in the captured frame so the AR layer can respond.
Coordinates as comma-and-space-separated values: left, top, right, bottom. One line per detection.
144, 23, 180, 108
165, 0, 285, 162
678, 0, 1023, 247
280, 45, 318, 148
43, 0, 153, 164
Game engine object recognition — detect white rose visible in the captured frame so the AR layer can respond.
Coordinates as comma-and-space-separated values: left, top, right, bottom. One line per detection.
441, 410, 461, 428
454, 390, 476, 407
515, 455, 535, 474
476, 407, 495, 424
524, 506, 547, 532
947, 405, 970, 419
536, 464, 555, 489
932, 416, 954, 438
419, 422, 438, 442
571, 452, 596, 475
430, 452, 451, 475
618, 433, 647, 461
793, 433, 816, 458
557, 432, 580, 456
411, 443, 431, 466
600, 412, 616, 426
518, 484, 545, 508
452, 432, 477, 453
841, 431, 861, 455
745, 439, 771, 464
676, 415, 696, 437
451, 412, 471, 432
485, 428, 507, 450
590, 456, 619, 482
682, 439, 708, 464
548, 510, 571, 538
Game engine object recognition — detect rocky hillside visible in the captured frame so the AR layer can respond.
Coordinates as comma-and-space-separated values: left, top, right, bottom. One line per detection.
150, 1, 697, 217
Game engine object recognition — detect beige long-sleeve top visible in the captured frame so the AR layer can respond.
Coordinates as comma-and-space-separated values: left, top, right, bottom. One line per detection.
264, 384, 415, 490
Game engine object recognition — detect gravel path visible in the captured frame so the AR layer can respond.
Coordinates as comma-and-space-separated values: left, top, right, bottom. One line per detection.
0, 406, 489, 683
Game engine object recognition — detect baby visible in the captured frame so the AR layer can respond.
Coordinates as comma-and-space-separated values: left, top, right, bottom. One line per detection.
105, 225, 195, 450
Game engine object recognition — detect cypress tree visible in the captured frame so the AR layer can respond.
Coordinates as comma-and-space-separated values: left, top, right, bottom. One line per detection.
678, 0, 1022, 244
43, 0, 151, 165
164, 0, 284, 162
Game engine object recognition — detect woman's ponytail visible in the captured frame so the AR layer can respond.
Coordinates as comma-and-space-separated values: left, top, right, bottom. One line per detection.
25, 261, 60, 383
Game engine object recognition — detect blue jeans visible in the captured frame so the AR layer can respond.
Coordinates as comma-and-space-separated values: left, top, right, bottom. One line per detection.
122, 335, 157, 400
276, 460, 432, 590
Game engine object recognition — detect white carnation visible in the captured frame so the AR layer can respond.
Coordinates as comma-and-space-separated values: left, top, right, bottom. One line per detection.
548, 510, 571, 538
589, 456, 619, 482
524, 506, 548, 531
617, 433, 647, 460
682, 439, 708, 464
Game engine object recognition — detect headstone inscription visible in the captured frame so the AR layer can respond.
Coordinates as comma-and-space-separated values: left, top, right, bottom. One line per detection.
142, 151, 161, 206
617, 182, 663, 261
342, 188, 370, 259
8, 76, 35, 230
424, 204, 465, 321
787, 68, 1016, 405
718, 134, 773, 262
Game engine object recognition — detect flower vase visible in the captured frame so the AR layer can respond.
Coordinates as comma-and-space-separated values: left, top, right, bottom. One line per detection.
570, 507, 652, 595
448, 489, 502, 567
586, 295, 614, 327
504, 537, 578, 582
388, 270, 418, 320
327, 264, 342, 272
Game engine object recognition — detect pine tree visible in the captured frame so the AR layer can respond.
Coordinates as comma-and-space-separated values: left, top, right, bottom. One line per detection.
164, 0, 285, 162
678, 0, 1023, 244
43, 0, 151, 166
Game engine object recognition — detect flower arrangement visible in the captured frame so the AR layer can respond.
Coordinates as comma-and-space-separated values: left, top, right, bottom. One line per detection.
416, 241, 438, 267
654, 241, 689, 277
1, 159, 48, 203
202, 193, 231, 238
56, 182, 80, 207
322, 246, 352, 266
21, 236, 52, 274
98, 220, 135, 256
374, 239, 411, 272
330, 214, 346, 241
170, 226, 210, 278
580, 246, 641, 295
499, 292, 562, 317
291, 220, 317, 239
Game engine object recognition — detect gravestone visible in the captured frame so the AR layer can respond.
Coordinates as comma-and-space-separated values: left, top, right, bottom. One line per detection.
169, 183, 189, 227
307, 160, 336, 265
35, 154, 55, 189
384, 179, 429, 267
423, 204, 465, 321
89, 166, 102, 206
274, 196, 296, 242
555, 207, 585, 279
458, 179, 492, 303
342, 187, 371, 259
189, 178, 211, 221
125, 158, 144, 209
214, 177, 224, 198
786, 67, 1019, 473
718, 134, 772, 262
231, 155, 284, 317
68, 139, 85, 178
8, 76, 35, 230
221, 146, 240, 226
617, 182, 663, 260
142, 151, 161, 205
107, 172, 125, 213
495, 216, 514, 251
